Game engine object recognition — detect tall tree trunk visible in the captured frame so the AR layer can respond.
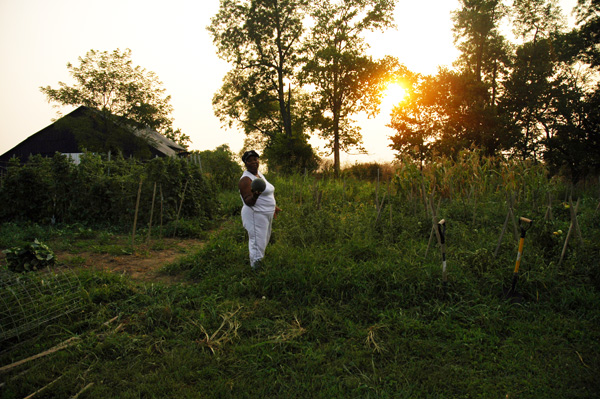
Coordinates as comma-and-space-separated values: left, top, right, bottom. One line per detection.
277, 69, 293, 138
333, 113, 341, 178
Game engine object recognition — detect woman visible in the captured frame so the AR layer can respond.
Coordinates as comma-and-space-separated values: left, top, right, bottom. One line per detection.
239, 150, 281, 270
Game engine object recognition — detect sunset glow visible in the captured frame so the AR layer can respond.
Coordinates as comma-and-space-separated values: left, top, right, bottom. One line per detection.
381, 82, 408, 112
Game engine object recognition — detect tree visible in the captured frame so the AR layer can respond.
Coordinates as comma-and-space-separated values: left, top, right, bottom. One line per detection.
500, 38, 558, 159
560, 0, 600, 68
196, 145, 243, 190
301, 0, 396, 176
208, 0, 319, 172
40, 48, 189, 148
543, 82, 600, 181
511, 0, 565, 44
389, 68, 514, 162
433, 0, 512, 156
501, 0, 567, 159
452, 0, 508, 87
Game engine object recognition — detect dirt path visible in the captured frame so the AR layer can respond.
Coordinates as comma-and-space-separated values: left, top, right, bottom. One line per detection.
56, 238, 206, 284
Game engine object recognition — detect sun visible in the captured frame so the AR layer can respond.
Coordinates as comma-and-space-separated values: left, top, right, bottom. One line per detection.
384, 82, 408, 104
380, 82, 409, 113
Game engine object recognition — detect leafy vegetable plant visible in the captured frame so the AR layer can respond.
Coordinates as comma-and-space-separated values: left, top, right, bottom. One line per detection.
3, 239, 56, 272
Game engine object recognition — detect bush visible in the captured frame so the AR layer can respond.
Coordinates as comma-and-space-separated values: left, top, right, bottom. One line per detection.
196, 145, 243, 190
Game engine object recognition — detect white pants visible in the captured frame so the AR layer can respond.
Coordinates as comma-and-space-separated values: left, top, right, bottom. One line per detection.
241, 207, 273, 267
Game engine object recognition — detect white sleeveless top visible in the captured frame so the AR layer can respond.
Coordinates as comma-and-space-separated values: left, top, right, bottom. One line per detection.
240, 170, 276, 213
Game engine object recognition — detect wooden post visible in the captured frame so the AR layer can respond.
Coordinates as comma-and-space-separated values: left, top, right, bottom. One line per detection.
131, 178, 143, 248
375, 190, 387, 226
424, 195, 442, 259
544, 192, 553, 222
472, 192, 478, 226
559, 197, 582, 266
508, 194, 519, 242
159, 184, 164, 239
173, 180, 188, 238
375, 168, 380, 210
147, 182, 157, 243
494, 193, 519, 256
570, 197, 583, 245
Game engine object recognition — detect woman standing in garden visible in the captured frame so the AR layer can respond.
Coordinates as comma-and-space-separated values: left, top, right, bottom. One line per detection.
239, 150, 281, 270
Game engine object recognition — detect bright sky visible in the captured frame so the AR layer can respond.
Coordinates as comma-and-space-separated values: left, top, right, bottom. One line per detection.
0, 0, 578, 165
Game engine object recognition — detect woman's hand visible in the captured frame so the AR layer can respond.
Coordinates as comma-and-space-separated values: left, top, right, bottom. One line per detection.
274, 206, 282, 219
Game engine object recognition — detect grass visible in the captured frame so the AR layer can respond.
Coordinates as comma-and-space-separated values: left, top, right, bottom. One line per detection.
1, 172, 599, 398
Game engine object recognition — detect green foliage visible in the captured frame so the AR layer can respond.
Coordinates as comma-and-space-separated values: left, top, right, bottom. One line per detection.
196, 145, 243, 190
3, 239, 56, 272
301, 0, 397, 175
389, 0, 600, 183
0, 153, 217, 231
39, 48, 189, 147
1, 159, 599, 398
262, 132, 320, 175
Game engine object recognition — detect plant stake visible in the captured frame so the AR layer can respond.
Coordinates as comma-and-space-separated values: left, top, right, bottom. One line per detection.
438, 219, 448, 287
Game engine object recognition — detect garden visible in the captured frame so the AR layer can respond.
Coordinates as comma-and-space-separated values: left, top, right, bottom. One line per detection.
0, 151, 599, 398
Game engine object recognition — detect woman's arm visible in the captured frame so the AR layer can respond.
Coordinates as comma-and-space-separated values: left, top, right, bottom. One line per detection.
239, 176, 261, 206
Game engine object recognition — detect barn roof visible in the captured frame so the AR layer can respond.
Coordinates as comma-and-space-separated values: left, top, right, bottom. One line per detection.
0, 106, 187, 165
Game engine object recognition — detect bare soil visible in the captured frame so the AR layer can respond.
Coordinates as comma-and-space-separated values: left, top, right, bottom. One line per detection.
55, 238, 206, 284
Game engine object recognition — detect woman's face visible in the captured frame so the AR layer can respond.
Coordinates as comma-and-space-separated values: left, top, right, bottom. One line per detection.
245, 155, 259, 174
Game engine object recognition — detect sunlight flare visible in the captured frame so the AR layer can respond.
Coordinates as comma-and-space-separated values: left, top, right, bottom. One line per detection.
382, 82, 408, 112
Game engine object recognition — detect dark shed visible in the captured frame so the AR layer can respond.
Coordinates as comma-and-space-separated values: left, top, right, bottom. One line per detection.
0, 106, 187, 166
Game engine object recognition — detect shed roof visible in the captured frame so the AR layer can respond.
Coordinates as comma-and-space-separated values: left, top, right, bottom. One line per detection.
0, 106, 187, 165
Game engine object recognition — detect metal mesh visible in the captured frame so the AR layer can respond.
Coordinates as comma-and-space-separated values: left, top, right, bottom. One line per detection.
0, 267, 84, 342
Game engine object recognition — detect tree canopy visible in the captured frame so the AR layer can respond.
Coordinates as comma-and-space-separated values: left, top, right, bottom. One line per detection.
209, 0, 396, 175
208, 0, 318, 173
301, 0, 396, 176
40, 48, 190, 148
388, 0, 600, 181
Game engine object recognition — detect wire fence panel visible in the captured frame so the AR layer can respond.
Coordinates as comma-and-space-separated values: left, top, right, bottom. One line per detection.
0, 268, 84, 342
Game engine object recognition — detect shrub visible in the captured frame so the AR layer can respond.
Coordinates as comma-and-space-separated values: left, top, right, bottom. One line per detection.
196, 145, 243, 190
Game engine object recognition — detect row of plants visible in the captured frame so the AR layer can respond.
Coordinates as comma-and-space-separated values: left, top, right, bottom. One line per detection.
0, 153, 219, 230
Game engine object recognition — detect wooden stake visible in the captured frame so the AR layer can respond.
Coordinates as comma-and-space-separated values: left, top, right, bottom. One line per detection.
472, 191, 478, 226
71, 383, 94, 399
159, 184, 164, 239
544, 192, 553, 222
559, 197, 582, 266
147, 182, 157, 243
375, 191, 387, 226
494, 193, 519, 256
0, 337, 79, 374
23, 375, 64, 399
375, 168, 380, 210
424, 196, 442, 259
173, 180, 188, 238
131, 178, 143, 248
570, 197, 583, 246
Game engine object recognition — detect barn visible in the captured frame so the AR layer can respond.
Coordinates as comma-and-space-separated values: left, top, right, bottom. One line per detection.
0, 106, 187, 166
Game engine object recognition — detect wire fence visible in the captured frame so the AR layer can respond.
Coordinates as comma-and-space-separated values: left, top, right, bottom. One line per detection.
0, 267, 84, 342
